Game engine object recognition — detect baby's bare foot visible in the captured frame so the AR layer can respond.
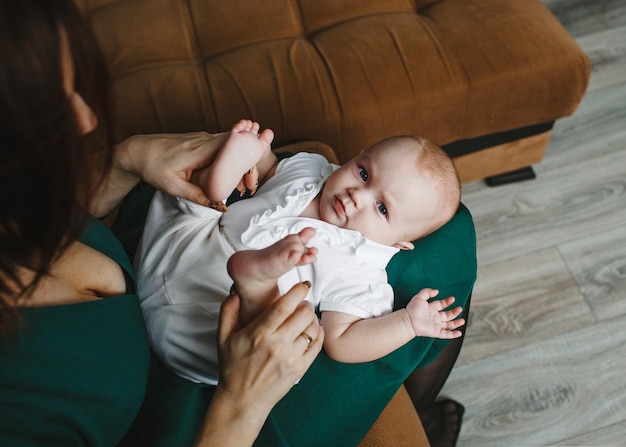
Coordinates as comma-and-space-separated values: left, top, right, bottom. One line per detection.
198, 119, 274, 201
227, 228, 317, 302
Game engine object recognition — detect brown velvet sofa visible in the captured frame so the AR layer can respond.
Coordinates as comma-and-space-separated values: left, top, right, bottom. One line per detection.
81, 0, 589, 185
78, 1, 589, 445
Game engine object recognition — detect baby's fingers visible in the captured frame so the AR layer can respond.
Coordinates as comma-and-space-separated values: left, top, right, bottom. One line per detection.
295, 247, 317, 267
442, 305, 463, 321
438, 295, 457, 308
444, 316, 465, 330
413, 287, 439, 301
441, 328, 464, 339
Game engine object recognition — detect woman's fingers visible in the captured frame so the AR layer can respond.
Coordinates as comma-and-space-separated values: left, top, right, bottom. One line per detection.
301, 324, 324, 366
294, 314, 324, 355
243, 166, 259, 194
286, 301, 320, 342
217, 282, 321, 394
169, 175, 211, 206
255, 281, 312, 333
217, 293, 242, 346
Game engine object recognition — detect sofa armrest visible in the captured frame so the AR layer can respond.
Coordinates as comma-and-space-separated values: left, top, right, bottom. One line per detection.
358, 386, 430, 447
274, 140, 339, 164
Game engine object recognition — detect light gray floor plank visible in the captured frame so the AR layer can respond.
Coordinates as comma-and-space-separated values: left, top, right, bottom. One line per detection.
541, 0, 626, 38
458, 247, 596, 365
575, 24, 626, 92
556, 421, 626, 446
543, 83, 626, 169
442, 317, 626, 447
462, 149, 626, 268
559, 225, 626, 322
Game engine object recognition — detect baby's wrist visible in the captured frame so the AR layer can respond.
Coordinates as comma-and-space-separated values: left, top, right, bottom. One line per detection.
402, 308, 418, 338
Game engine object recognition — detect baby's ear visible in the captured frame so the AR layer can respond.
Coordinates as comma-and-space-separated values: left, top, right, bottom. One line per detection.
393, 241, 415, 250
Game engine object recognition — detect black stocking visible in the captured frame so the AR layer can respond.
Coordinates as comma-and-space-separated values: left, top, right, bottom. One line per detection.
403, 298, 471, 447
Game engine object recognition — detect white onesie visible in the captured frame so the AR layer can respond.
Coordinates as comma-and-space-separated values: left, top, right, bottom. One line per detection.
135, 153, 399, 384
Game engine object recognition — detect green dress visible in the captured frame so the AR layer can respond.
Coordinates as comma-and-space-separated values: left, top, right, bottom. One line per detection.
0, 218, 151, 447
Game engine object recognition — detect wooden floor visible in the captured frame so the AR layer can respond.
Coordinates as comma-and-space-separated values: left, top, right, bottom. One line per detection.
440, 1, 626, 445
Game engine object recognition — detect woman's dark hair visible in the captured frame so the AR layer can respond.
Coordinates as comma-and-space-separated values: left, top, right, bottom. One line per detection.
0, 0, 115, 335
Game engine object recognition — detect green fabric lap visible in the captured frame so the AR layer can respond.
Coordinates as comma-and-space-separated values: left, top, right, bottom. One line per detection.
116, 174, 477, 447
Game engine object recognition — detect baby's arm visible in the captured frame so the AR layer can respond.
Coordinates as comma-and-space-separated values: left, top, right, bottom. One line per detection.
321, 288, 464, 363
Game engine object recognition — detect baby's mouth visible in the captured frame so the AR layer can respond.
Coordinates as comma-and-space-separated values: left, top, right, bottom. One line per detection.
333, 196, 346, 219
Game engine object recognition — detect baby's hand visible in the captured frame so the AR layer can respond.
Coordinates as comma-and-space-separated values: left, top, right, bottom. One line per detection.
405, 288, 465, 339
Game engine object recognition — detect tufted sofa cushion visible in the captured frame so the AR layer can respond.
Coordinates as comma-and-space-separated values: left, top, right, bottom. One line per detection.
82, 0, 589, 175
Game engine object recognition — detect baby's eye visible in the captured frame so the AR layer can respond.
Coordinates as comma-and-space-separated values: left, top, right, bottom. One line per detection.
377, 202, 388, 216
359, 167, 368, 181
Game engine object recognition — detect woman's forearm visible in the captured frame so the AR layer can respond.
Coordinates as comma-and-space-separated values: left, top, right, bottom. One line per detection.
90, 131, 229, 217
193, 387, 270, 447
89, 141, 141, 217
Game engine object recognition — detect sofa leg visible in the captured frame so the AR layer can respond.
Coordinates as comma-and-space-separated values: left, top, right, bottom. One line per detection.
486, 166, 536, 187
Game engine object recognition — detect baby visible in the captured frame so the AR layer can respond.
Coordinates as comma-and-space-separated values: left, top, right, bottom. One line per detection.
135, 120, 464, 385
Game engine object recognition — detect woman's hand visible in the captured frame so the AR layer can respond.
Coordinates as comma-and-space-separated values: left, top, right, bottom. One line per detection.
194, 282, 323, 447
118, 132, 229, 204
90, 132, 227, 217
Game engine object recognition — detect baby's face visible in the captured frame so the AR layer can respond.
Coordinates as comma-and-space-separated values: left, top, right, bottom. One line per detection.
318, 141, 439, 247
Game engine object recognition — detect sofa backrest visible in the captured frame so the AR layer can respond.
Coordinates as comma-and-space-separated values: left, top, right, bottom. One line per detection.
81, 0, 589, 164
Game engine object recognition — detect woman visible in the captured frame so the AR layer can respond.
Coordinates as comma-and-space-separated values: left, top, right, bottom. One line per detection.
0, 1, 322, 446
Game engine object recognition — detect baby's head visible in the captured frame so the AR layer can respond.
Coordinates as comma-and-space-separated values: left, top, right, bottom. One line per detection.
319, 135, 460, 249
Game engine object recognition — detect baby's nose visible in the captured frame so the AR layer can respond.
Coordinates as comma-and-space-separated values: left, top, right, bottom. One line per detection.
349, 187, 366, 208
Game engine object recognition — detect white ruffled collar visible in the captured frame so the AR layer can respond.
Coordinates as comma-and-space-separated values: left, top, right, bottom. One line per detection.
241, 168, 398, 269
